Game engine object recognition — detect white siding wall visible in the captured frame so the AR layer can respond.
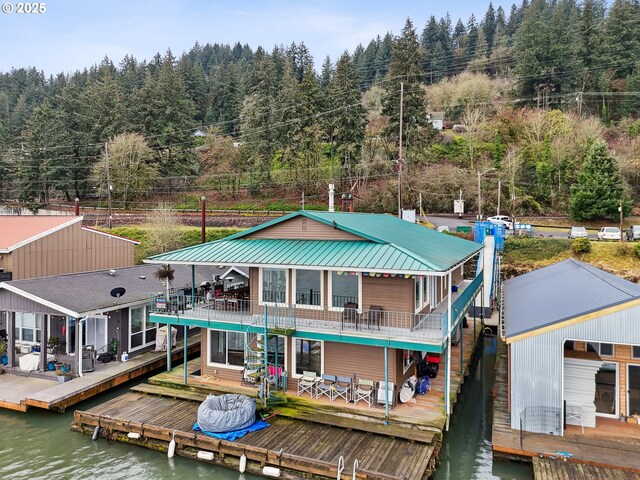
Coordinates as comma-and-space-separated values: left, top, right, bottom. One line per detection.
509, 304, 640, 434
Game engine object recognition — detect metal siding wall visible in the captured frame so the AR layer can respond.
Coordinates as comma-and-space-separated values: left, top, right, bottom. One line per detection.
510, 305, 640, 434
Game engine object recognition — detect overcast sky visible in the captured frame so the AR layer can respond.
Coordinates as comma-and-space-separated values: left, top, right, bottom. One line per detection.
1, 0, 517, 76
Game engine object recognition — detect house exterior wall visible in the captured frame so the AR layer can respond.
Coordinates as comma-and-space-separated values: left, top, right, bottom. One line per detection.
4, 223, 134, 280
198, 328, 406, 390
362, 275, 413, 313
246, 216, 361, 241
509, 304, 640, 434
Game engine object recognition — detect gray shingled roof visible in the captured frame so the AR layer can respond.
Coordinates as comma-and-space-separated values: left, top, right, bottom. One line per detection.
504, 259, 640, 338
0, 264, 223, 317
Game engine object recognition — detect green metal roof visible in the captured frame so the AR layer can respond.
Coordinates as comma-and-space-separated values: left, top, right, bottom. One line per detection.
146, 211, 481, 273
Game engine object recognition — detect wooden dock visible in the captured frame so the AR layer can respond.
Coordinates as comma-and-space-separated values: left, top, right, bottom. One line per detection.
73, 387, 437, 480
533, 457, 640, 480
492, 340, 640, 473
0, 336, 199, 412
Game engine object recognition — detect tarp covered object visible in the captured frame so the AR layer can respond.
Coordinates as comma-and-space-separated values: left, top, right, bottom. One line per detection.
193, 420, 269, 441
196, 394, 256, 433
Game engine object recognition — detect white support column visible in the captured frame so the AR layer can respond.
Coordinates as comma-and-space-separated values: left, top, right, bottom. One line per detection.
445, 269, 453, 430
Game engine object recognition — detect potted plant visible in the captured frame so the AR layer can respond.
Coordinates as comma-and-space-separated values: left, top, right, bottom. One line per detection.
154, 264, 175, 311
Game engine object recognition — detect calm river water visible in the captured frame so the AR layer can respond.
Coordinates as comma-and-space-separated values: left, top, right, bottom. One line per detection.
0, 337, 530, 480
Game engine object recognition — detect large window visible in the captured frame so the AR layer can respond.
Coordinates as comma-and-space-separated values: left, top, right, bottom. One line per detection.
130, 306, 156, 351
209, 330, 245, 367
15, 313, 42, 343
331, 272, 358, 308
262, 268, 286, 303
295, 270, 321, 306
294, 338, 322, 376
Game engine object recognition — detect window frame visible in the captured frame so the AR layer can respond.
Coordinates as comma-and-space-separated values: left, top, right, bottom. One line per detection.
291, 338, 324, 379
328, 271, 361, 310
292, 269, 324, 309
259, 267, 289, 305
129, 305, 156, 352
207, 329, 246, 370
402, 349, 416, 374
15, 312, 42, 344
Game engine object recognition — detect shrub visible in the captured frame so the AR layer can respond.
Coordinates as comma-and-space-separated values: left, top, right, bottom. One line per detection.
615, 243, 632, 256
572, 237, 592, 255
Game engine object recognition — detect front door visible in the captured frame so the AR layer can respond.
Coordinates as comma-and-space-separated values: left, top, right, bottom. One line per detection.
85, 316, 108, 354
595, 361, 618, 418
66, 317, 76, 355
628, 364, 640, 417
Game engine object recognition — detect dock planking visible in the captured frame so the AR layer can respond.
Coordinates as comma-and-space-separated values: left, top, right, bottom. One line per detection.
533, 457, 640, 480
74, 391, 436, 480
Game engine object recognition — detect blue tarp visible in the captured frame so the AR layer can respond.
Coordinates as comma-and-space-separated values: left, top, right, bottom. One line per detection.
193, 420, 270, 441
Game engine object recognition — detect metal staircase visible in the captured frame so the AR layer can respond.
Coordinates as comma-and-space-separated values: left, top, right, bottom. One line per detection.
242, 305, 295, 408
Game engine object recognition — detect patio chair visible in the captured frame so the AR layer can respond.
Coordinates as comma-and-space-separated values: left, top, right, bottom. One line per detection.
365, 305, 382, 330
341, 302, 359, 329
354, 379, 375, 407
316, 374, 337, 400
297, 370, 317, 397
332, 376, 352, 403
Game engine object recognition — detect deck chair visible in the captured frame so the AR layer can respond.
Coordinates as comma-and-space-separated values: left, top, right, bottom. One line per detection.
316, 374, 336, 400
365, 305, 382, 330
297, 370, 317, 397
332, 376, 352, 403
354, 379, 375, 407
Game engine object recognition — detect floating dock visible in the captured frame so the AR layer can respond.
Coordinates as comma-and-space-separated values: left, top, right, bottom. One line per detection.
533, 457, 640, 480
72, 322, 485, 478
0, 337, 199, 412
73, 388, 436, 479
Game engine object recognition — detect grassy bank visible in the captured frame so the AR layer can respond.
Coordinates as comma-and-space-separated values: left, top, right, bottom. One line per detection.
108, 226, 244, 264
502, 238, 640, 282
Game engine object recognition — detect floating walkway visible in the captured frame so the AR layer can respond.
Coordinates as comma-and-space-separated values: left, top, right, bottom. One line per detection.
73, 387, 437, 480
0, 337, 199, 412
533, 457, 640, 480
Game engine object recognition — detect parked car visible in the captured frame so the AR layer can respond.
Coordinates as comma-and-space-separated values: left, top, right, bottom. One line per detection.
597, 227, 621, 241
626, 225, 640, 241
487, 215, 513, 230
568, 226, 588, 239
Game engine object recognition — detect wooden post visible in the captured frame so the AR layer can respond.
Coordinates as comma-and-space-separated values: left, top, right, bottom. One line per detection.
201, 196, 206, 244
40, 314, 48, 372
75, 317, 82, 376
7, 312, 16, 367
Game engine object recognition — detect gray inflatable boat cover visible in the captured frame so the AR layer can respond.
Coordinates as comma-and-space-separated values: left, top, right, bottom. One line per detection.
197, 394, 257, 433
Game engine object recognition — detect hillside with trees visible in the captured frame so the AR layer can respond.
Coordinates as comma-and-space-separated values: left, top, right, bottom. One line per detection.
0, 0, 639, 219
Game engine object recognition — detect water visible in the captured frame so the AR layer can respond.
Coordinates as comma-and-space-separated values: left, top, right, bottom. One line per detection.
0, 339, 530, 480
0, 380, 260, 480
436, 336, 532, 480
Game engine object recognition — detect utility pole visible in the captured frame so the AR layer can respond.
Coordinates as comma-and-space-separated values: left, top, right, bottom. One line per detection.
398, 82, 404, 219
497, 180, 501, 216
620, 199, 624, 243
301, 191, 305, 211
105, 142, 112, 229
477, 171, 482, 220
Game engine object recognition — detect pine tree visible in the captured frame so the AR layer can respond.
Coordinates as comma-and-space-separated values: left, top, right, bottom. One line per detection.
570, 140, 628, 220
601, 0, 640, 79
482, 2, 497, 54
329, 52, 366, 176
19, 99, 71, 205
383, 19, 429, 151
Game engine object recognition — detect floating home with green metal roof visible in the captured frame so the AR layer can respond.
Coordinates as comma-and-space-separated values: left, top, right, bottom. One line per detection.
145, 211, 485, 422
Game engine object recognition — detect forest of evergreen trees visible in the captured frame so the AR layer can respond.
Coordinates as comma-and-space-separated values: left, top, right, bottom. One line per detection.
0, 0, 639, 218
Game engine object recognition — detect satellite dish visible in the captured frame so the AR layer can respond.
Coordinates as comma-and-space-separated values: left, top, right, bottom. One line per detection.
110, 287, 126, 304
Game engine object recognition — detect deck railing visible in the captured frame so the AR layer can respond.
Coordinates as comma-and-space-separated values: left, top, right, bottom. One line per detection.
149, 274, 482, 343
